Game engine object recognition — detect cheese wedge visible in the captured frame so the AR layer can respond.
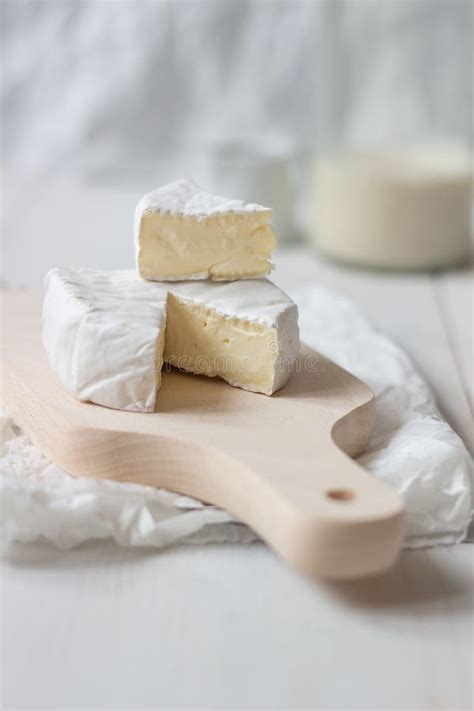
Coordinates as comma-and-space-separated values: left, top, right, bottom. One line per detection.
134, 179, 277, 281
43, 268, 300, 412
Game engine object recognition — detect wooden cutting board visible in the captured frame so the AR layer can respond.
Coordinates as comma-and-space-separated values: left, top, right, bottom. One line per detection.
1, 289, 404, 579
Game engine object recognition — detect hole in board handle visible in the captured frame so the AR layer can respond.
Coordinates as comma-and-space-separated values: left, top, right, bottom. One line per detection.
326, 488, 355, 502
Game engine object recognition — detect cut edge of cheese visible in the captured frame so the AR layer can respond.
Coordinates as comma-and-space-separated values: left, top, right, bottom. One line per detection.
134, 179, 277, 282
163, 293, 298, 396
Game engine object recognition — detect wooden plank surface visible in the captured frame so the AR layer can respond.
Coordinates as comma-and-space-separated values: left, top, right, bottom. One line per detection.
2, 539, 472, 711
1, 184, 472, 710
434, 269, 473, 412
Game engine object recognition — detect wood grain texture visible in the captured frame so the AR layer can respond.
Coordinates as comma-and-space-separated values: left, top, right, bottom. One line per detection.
0, 289, 404, 579
3, 541, 472, 711
435, 269, 473, 414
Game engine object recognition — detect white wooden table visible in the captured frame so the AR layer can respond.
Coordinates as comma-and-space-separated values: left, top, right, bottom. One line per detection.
1, 182, 473, 710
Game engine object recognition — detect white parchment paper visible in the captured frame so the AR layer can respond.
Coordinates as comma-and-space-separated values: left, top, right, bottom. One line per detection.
1, 285, 472, 549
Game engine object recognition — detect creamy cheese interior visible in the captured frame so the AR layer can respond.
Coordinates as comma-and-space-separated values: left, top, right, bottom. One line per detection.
163, 294, 279, 394
138, 211, 276, 281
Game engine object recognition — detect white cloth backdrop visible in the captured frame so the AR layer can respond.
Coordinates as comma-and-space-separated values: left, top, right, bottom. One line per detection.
1, 0, 471, 180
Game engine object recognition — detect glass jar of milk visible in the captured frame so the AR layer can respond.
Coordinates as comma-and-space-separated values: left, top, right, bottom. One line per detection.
311, 2, 472, 269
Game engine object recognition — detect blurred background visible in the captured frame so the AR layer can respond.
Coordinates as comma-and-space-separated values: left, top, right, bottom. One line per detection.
1, 0, 472, 285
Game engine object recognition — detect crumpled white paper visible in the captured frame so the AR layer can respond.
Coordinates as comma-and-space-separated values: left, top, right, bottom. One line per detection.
1, 285, 472, 550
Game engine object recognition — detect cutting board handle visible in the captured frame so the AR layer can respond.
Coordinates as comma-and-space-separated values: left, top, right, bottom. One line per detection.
58, 423, 404, 580
246, 438, 405, 580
